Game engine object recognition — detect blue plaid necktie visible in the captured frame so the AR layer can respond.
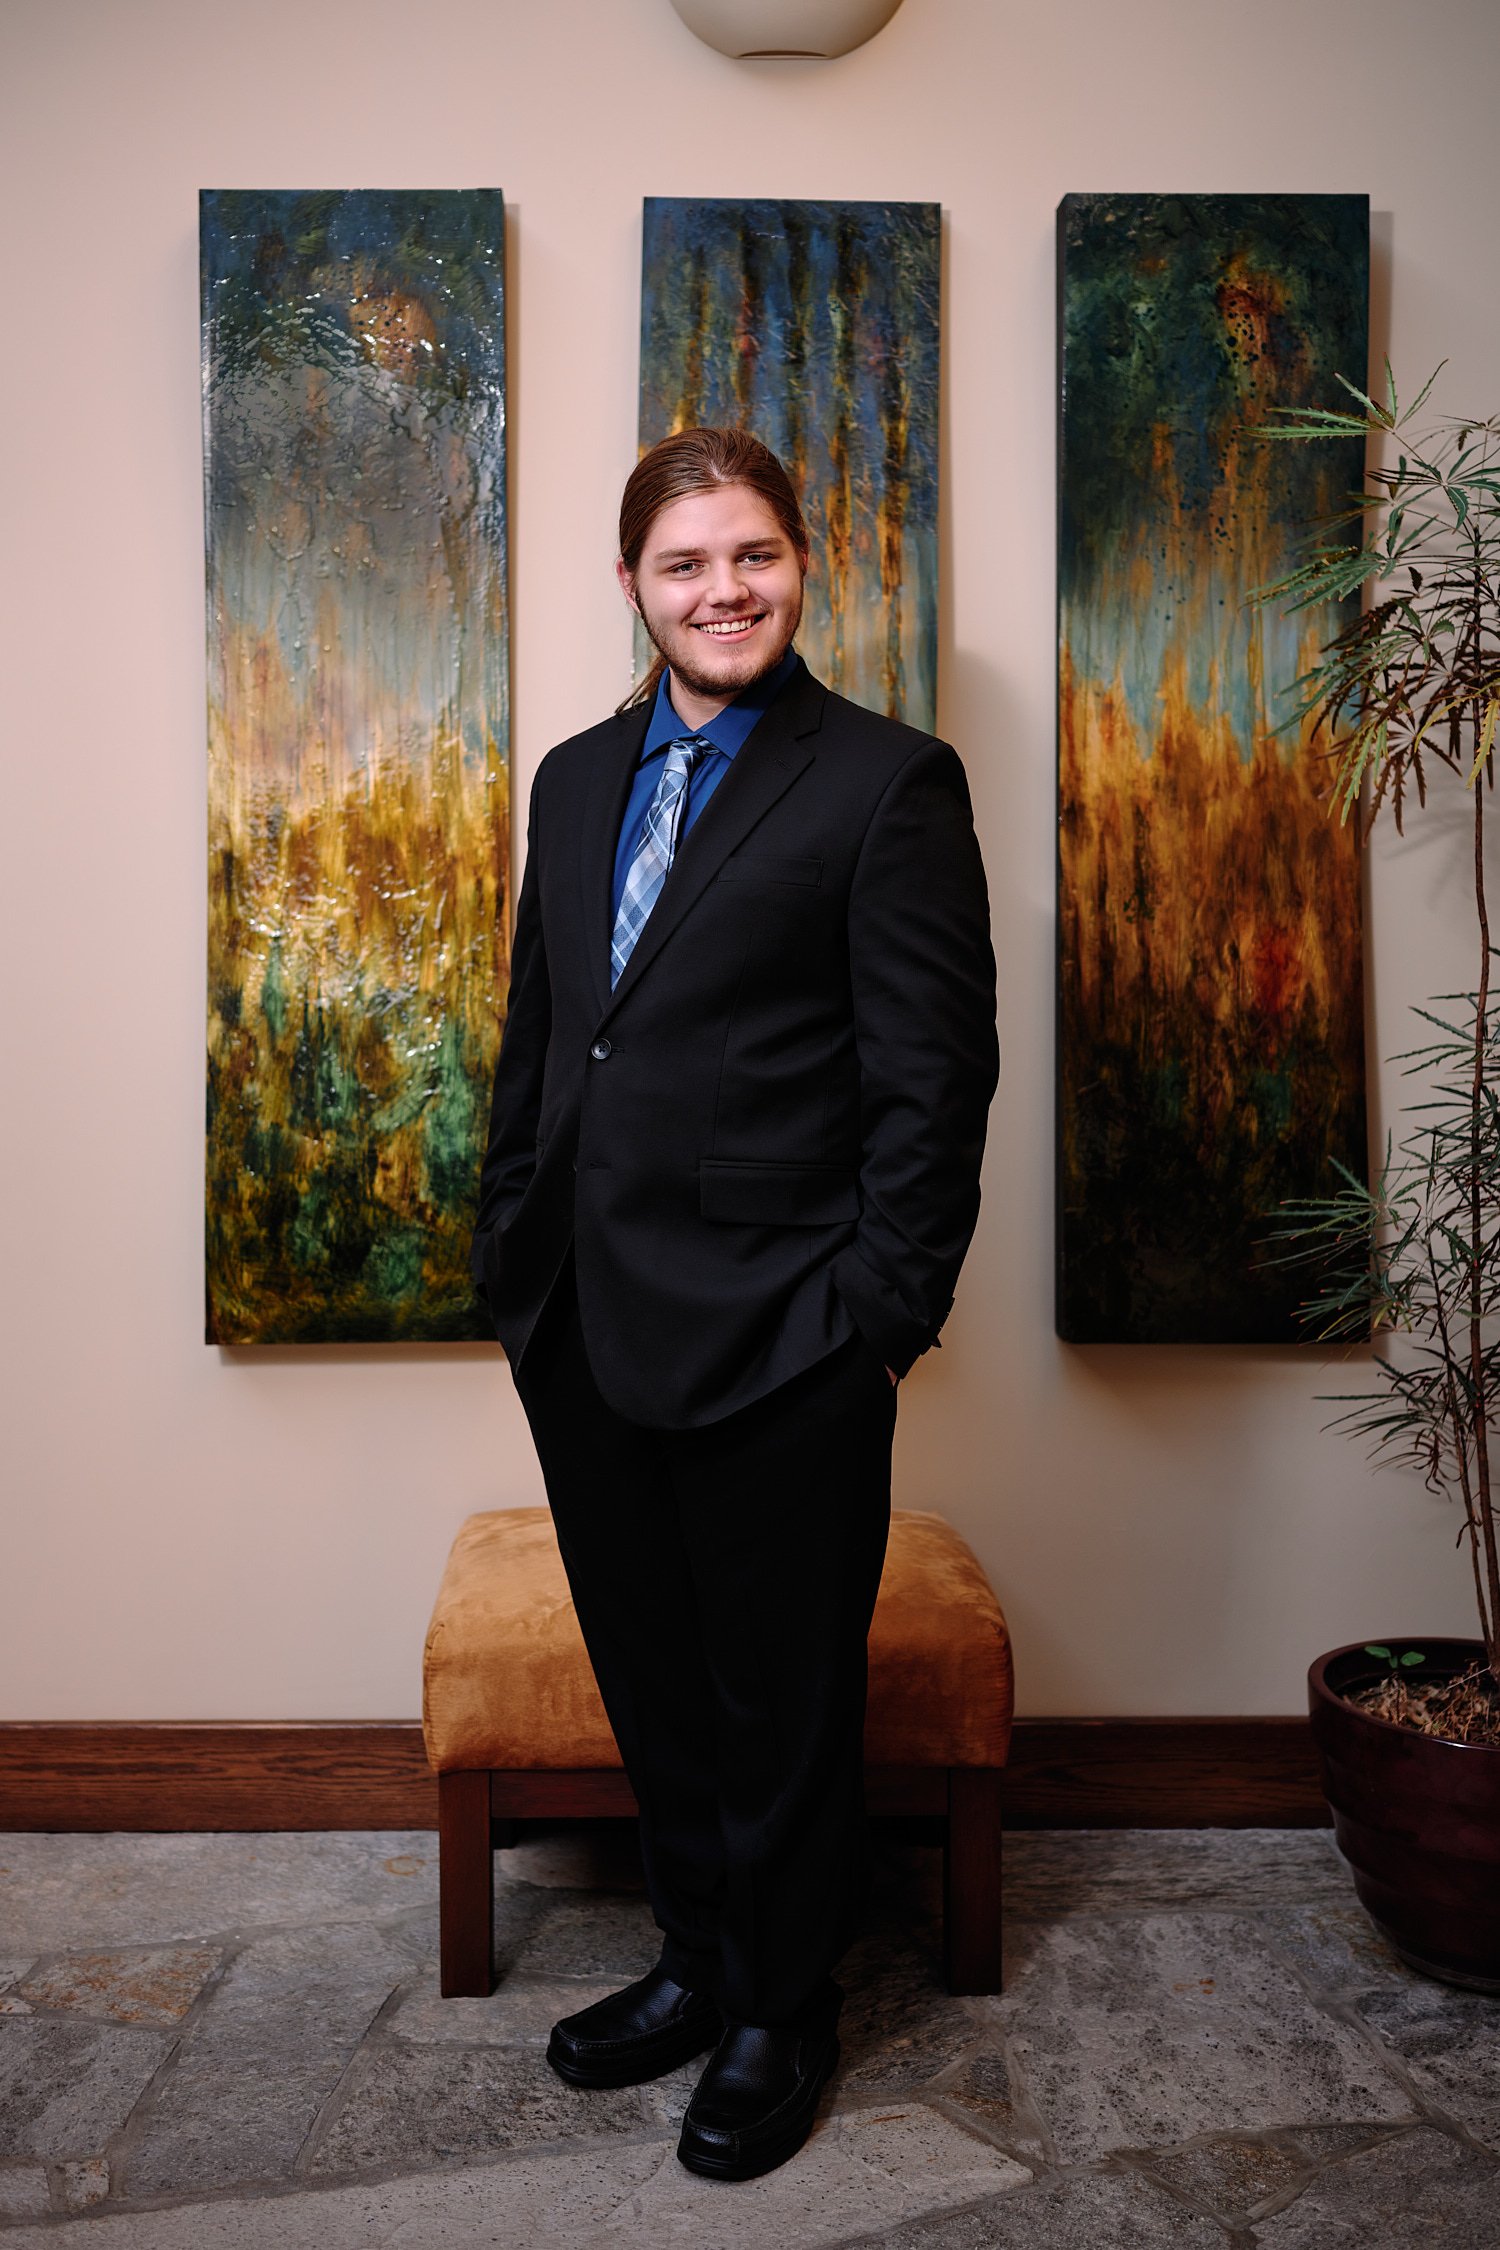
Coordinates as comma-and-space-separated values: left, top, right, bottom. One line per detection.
610, 734, 716, 988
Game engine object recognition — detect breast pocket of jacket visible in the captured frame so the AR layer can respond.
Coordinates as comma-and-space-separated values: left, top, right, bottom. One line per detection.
716, 853, 823, 889
699, 1158, 859, 1227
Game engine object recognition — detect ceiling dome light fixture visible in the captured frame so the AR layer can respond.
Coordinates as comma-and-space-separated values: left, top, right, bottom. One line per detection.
669, 0, 906, 60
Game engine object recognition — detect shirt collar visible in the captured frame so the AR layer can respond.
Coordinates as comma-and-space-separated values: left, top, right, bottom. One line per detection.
641, 647, 800, 764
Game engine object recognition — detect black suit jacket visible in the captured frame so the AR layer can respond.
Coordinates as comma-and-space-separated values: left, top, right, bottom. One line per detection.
471, 659, 998, 1428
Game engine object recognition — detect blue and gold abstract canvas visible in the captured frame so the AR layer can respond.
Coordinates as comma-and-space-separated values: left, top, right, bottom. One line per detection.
639, 198, 940, 730
202, 190, 509, 1343
1057, 192, 1369, 1342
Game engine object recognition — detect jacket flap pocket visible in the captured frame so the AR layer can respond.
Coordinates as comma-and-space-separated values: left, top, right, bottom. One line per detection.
700, 1159, 859, 1225
717, 854, 823, 887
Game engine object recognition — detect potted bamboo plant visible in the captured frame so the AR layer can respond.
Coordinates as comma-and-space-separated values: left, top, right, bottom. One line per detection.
1257, 365, 1500, 1990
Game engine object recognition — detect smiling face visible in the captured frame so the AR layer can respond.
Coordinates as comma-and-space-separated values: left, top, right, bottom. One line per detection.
617, 482, 806, 722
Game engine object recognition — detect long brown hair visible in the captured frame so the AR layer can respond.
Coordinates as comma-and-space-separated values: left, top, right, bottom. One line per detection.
617, 428, 808, 711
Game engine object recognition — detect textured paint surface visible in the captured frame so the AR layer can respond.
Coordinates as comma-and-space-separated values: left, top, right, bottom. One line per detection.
639, 198, 940, 729
202, 190, 508, 1343
1058, 193, 1369, 1343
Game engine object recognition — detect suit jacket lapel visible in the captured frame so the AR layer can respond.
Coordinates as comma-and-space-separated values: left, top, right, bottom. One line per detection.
577, 701, 652, 1019
599, 665, 826, 1023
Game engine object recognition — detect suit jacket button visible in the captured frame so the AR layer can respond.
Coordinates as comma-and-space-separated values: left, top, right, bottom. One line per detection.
590, 1037, 612, 1061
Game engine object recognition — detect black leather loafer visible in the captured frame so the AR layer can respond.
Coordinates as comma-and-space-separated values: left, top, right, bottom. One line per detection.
547, 1966, 722, 2089
677, 1983, 843, 2180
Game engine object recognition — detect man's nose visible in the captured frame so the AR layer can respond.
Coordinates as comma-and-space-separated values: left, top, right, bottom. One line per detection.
704, 558, 749, 605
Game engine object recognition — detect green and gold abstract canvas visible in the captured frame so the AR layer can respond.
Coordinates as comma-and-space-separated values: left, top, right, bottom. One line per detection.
1058, 192, 1369, 1342
202, 190, 508, 1343
639, 198, 940, 730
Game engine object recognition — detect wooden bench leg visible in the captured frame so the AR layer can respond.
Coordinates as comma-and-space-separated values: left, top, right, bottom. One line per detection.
439, 1770, 495, 1997
944, 1766, 1003, 1995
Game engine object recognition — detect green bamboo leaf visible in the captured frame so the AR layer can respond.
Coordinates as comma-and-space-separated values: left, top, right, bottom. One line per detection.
1399, 363, 1447, 421
1254, 412, 1373, 440
1334, 371, 1392, 425
1335, 726, 1380, 823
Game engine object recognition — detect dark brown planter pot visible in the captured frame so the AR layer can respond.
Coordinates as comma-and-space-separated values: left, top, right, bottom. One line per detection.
1309, 1638, 1500, 1993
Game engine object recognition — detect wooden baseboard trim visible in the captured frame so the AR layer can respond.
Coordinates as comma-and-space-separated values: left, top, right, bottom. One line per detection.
1004, 1718, 1328, 1829
0, 1724, 435, 1833
0, 1717, 1327, 1833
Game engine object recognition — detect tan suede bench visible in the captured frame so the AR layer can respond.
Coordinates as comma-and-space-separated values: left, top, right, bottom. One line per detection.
423, 1506, 1012, 1997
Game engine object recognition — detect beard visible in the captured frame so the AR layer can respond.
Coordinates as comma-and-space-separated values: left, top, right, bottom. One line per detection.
634, 582, 804, 702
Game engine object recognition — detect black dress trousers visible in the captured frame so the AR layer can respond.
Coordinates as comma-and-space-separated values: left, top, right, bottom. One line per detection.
512, 1260, 898, 2029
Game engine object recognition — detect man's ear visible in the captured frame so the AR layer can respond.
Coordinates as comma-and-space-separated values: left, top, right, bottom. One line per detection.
615, 557, 640, 615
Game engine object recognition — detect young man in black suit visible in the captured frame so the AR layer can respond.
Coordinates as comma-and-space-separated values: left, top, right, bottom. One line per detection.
472, 428, 997, 2180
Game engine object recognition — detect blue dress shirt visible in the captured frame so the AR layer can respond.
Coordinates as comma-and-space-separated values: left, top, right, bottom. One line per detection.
610, 650, 800, 921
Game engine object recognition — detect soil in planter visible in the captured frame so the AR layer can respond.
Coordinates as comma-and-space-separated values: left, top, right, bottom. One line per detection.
1348, 1661, 1500, 1748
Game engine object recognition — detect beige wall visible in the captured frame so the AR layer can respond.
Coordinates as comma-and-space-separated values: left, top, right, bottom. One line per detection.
4, 0, 1498, 1722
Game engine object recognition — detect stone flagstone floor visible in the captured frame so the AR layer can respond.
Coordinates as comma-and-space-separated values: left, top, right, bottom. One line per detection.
0, 1823, 1496, 2245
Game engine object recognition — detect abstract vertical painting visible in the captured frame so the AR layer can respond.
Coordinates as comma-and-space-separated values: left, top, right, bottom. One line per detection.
1057, 193, 1369, 1343
202, 190, 508, 1343
639, 198, 940, 730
